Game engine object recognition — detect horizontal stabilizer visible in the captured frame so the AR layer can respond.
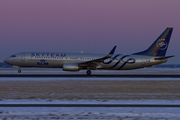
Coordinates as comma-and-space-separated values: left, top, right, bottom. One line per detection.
154, 55, 174, 60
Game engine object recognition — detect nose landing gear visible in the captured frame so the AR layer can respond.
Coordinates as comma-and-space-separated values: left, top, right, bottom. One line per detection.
13, 66, 21, 73
86, 70, 91, 75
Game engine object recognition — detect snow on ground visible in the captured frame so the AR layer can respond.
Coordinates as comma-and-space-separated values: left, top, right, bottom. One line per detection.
1, 107, 180, 120
0, 99, 180, 119
1, 99, 180, 104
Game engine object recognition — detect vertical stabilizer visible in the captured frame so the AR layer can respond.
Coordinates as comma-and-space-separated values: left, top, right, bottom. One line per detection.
133, 28, 173, 56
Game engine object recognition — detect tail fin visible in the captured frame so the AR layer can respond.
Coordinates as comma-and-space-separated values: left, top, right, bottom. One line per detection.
133, 28, 173, 56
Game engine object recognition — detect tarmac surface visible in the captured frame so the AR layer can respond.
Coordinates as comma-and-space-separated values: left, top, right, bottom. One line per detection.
1, 74, 180, 77
0, 73, 180, 78
1, 67, 180, 77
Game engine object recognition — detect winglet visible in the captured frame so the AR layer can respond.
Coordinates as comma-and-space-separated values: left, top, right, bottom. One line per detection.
106, 46, 117, 58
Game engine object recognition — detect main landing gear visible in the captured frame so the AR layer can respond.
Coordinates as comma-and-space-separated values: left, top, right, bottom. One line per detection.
18, 70, 21, 73
17, 67, 21, 73
86, 70, 91, 75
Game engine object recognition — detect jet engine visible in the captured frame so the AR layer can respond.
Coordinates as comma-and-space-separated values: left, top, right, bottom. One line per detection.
63, 63, 80, 71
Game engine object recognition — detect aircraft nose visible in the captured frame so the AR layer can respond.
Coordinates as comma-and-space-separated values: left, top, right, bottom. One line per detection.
4, 58, 11, 64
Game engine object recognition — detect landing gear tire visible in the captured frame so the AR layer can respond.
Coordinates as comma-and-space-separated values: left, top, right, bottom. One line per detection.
86, 70, 91, 75
18, 70, 21, 73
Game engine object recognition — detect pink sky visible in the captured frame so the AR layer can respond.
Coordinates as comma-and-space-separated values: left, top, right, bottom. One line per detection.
0, 0, 179, 64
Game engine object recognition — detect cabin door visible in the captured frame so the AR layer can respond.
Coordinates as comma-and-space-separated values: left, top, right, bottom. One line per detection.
21, 53, 25, 61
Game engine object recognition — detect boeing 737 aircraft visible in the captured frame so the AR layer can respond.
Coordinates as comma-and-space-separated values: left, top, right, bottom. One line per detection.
4, 28, 174, 75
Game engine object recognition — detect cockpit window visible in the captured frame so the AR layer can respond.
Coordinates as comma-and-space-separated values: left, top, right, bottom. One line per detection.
10, 55, 16, 57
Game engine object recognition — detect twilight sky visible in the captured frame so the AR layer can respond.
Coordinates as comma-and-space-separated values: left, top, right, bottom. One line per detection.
0, 0, 180, 64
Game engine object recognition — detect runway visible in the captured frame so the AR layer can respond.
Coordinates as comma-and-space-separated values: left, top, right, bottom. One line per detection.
1, 74, 180, 78
1, 104, 180, 107
1, 67, 180, 77
0, 74, 180, 78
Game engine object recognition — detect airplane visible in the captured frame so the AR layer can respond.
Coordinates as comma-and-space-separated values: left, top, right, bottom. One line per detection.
4, 28, 174, 75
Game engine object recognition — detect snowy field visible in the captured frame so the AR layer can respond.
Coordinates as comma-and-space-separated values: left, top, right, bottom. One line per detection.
0, 99, 180, 120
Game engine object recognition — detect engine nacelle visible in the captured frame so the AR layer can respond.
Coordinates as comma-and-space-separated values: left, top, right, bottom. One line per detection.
63, 63, 80, 71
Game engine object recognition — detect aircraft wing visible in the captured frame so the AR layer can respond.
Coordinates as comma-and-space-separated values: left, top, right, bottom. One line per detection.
78, 46, 116, 68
